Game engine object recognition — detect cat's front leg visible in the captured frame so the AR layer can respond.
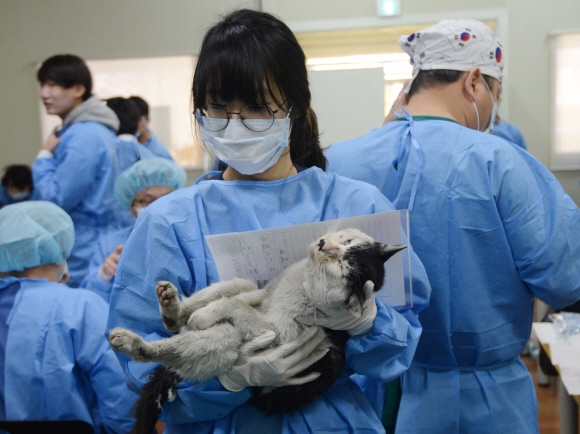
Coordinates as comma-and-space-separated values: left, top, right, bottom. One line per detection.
109, 327, 157, 362
157, 281, 184, 332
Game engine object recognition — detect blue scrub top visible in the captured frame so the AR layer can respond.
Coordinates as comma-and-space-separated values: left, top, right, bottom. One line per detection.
32, 121, 120, 287
492, 121, 528, 150
142, 130, 174, 161
80, 224, 133, 301
115, 137, 157, 228
0, 280, 19, 419
0, 277, 137, 433
0, 186, 42, 209
326, 116, 580, 434
108, 166, 432, 434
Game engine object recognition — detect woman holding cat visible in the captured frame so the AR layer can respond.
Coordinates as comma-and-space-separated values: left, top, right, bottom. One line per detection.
107, 9, 431, 433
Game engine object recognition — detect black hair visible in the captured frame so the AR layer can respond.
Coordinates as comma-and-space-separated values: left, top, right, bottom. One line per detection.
1, 165, 33, 190
408, 70, 495, 97
129, 95, 149, 117
37, 54, 92, 101
106, 97, 141, 135
193, 9, 325, 170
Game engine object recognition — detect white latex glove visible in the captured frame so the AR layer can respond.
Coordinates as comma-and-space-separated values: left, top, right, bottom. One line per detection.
298, 280, 377, 336
218, 326, 328, 392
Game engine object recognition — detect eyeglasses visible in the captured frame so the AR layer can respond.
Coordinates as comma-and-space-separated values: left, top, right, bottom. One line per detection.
131, 197, 155, 209
194, 104, 282, 132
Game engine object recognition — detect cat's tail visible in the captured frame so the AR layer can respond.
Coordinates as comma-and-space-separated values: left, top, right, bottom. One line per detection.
130, 365, 180, 434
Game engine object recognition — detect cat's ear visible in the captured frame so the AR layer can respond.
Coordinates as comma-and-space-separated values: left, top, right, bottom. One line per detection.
380, 244, 407, 263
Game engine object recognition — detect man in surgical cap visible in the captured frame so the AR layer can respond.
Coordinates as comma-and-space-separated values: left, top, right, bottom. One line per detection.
0, 201, 137, 432
80, 157, 186, 301
325, 19, 580, 434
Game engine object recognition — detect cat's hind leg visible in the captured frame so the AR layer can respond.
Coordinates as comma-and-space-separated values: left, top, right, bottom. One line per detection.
109, 323, 242, 381
157, 279, 259, 332
187, 297, 272, 342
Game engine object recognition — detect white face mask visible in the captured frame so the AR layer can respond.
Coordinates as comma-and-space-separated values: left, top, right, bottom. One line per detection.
471, 78, 498, 134
133, 206, 146, 217
56, 261, 69, 284
481, 78, 498, 134
201, 116, 291, 175
8, 190, 30, 201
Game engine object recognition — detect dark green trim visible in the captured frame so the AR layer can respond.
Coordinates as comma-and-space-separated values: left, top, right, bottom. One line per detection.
394, 115, 460, 124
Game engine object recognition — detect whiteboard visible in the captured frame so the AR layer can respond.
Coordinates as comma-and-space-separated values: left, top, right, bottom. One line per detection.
309, 68, 385, 148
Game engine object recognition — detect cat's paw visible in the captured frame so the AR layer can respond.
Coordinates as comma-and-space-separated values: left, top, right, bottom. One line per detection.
109, 327, 149, 361
156, 281, 179, 307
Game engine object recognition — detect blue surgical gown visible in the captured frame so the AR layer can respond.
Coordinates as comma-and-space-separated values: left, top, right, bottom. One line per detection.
32, 121, 120, 287
107, 166, 431, 434
80, 224, 133, 302
325, 117, 580, 434
142, 130, 174, 161
115, 136, 156, 228
0, 277, 137, 433
492, 121, 528, 150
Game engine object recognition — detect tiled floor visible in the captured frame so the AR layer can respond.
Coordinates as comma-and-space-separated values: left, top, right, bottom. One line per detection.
523, 354, 560, 434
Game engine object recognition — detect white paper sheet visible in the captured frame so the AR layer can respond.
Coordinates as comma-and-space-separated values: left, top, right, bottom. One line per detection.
549, 343, 580, 368
560, 367, 580, 395
532, 322, 566, 345
205, 210, 411, 307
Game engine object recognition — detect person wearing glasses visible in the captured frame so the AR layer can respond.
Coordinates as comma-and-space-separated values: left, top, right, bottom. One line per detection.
80, 157, 186, 302
325, 20, 580, 434
107, 9, 431, 434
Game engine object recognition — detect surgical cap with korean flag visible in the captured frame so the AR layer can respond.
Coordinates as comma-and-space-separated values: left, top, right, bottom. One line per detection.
399, 19, 504, 92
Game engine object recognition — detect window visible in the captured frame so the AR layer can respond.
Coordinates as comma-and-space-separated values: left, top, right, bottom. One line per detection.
39, 55, 208, 169
552, 32, 580, 170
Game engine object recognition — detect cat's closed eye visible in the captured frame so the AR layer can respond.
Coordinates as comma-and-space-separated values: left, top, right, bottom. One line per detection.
344, 239, 353, 245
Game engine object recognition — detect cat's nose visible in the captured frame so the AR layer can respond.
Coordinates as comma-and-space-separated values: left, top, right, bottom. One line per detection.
319, 239, 339, 252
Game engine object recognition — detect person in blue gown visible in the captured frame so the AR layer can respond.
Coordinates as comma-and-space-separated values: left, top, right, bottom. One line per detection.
492, 117, 528, 150
0, 201, 137, 432
325, 20, 580, 434
106, 96, 158, 227
0, 165, 42, 208
33, 54, 121, 287
107, 9, 431, 434
130, 95, 174, 161
81, 157, 186, 301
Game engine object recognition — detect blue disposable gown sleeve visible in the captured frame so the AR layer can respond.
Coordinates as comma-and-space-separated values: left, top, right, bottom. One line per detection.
493, 148, 580, 308
341, 187, 431, 380
143, 132, 174, 161
80, 230, 128, 302
108, 206, 252, 424
32, 127, 102, 212
345, 245, 430, 381
80, 256, 114, 302
77, 293, 138, 433
0, 186, 10, 207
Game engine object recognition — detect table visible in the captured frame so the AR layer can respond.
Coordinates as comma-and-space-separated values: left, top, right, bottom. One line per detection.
533, 322, 580, 434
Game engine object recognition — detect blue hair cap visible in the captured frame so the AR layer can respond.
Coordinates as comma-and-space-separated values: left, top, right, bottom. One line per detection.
0, 201, 74, 272
115, 158, 187, 209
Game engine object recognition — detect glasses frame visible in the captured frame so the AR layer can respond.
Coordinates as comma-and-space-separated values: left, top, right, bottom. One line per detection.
195, 103, 284, 132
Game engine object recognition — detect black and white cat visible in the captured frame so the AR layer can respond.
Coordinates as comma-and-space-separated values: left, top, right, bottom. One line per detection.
109, 228, 406, 432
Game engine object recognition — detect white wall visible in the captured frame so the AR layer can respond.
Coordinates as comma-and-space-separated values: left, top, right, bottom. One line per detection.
1, 0, 579, 204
